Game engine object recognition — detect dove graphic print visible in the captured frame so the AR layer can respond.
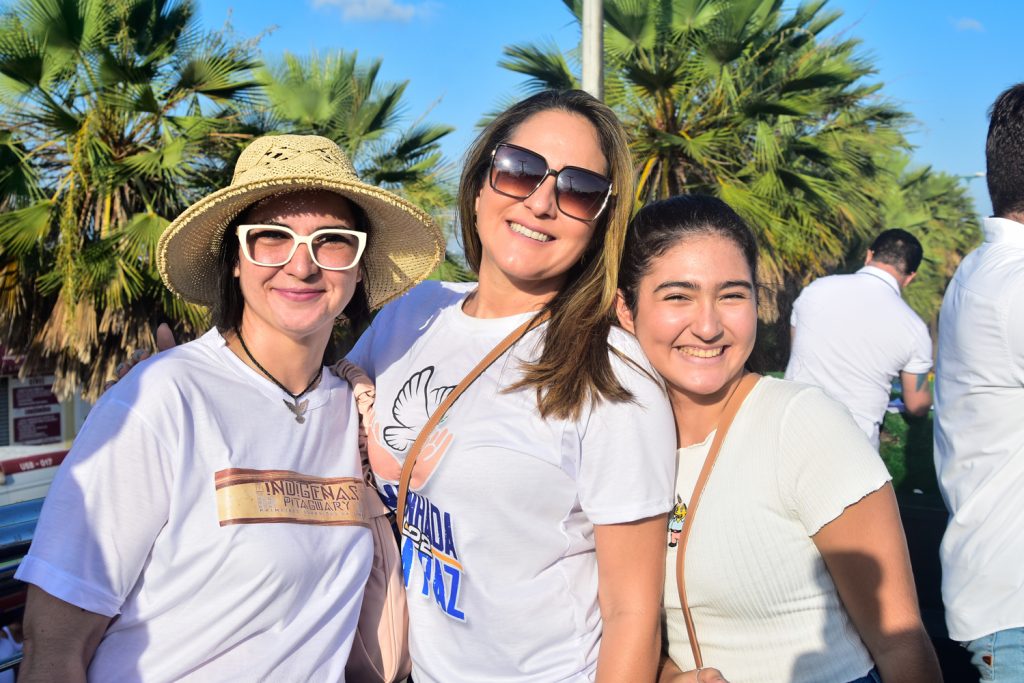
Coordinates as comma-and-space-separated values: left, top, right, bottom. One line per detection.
348, 280, 675, 680
367, 367, 455, 485
344, 84, 675, 683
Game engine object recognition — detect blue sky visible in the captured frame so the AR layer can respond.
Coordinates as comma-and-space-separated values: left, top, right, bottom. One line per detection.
198, 0, 1022, 216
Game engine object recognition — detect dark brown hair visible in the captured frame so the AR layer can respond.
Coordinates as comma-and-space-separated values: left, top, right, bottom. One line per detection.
868, 228, 923, 275
986, 82, 1024, 217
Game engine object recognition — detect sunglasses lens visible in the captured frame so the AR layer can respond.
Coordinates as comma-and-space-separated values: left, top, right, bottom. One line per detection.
491, 145, 547, 199
490, 144, 612, 221
556, 169, 611, 221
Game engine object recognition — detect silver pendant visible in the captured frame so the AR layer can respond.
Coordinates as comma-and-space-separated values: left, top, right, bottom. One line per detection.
284, 398, 309, 423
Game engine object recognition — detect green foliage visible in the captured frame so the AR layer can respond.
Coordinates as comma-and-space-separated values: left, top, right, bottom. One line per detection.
880, 411, 941, 505
427, 254, 476, 283
256, 49, 457, 234
0, 0, 259, 398
502, 0, 912, 318
0, 1, 457, 399
879, 379, 941, 507
878, 411, 909, 489
500, 0, 980, 370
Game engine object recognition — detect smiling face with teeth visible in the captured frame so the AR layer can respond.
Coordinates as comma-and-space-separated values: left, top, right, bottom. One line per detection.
473, 109, 608, 305
617, 233, 757, 412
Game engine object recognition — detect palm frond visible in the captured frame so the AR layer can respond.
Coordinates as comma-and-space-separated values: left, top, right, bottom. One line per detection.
499, 42, 577, 92
0, 199, 55, 255
0, 0, 260, 397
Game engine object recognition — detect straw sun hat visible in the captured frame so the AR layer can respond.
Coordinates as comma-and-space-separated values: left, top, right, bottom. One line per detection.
157, 134, 444, 310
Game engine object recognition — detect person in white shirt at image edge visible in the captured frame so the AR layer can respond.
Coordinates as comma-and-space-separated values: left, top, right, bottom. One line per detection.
934, 82, 1024, 683
785, 228, 932, 449
13, 134, 443, 681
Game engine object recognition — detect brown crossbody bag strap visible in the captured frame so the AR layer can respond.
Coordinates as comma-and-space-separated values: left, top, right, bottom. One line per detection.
675, 372, 761, 669
394, 310, 551, 529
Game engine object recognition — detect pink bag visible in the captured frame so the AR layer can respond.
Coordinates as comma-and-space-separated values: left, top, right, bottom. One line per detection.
335, 360, 411, 683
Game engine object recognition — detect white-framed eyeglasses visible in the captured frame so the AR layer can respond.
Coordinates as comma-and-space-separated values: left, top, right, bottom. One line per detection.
236, 224, 366, 271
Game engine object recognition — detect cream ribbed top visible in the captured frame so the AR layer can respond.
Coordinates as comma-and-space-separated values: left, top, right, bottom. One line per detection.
664, 377, 890, 683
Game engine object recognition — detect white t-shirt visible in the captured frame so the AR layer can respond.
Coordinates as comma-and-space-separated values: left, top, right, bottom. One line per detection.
934, 216, 1024, 641
347, 281, 676, 683
785, 265, 932, 447
17, 329, 373, 682
663, 377, 890, 683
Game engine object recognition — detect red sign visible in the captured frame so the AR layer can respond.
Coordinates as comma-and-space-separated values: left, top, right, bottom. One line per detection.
0, 449, 67, 475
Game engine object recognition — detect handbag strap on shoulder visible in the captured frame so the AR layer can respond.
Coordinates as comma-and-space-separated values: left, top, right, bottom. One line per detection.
394, 309, 551, 529
332, 358, 389, 518
675, 372, 761, 669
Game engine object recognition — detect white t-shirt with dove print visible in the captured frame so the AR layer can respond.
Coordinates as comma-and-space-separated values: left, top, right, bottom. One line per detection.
347, 281, 676, 683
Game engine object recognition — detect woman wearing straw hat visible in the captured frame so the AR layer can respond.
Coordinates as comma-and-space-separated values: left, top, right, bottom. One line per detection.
14, 134, 442, 681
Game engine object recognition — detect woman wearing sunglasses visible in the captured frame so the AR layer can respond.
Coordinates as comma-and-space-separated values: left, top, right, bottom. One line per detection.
14, 135, 442, 680
348, 89, 676, 681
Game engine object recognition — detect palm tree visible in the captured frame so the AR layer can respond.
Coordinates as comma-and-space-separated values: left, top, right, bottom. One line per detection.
257, 50, 456, 217
257, 49, 471, 286
0, 0, 260, 398
501, 0, 911, 315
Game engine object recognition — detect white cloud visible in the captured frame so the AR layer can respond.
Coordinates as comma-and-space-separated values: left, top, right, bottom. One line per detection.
953, 17, 984, 32
311, 0, 432, 22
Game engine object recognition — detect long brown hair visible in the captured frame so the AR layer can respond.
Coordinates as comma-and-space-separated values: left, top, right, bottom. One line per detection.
458, 90, 636, 420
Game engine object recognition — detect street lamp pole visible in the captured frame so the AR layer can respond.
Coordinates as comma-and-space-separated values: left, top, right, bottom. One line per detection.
582, 0, 603, 100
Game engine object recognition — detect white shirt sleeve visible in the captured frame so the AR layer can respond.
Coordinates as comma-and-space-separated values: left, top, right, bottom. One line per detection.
1009, 285, 1024, 385
345, 318, 376, 374
577, 338, 676, 525
345, 282, 437, 377
790, 290, 804, 327
902, 318, 933, 375
17, 397, 175, 617
346, 297, 399, 375
776, 385, 891, 535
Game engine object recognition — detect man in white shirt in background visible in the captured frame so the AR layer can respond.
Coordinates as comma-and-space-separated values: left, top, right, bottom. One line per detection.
785, 228, 933, 448
934, 82, 1024, 682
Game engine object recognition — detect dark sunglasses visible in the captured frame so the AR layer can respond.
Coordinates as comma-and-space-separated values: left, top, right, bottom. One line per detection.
488, 143, 613, 221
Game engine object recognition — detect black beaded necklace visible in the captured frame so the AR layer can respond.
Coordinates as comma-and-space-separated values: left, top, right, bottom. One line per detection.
236, 330, 323, 424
